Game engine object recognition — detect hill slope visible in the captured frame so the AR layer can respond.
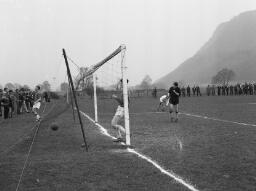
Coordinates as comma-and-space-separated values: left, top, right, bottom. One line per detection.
155, 10, 256, 88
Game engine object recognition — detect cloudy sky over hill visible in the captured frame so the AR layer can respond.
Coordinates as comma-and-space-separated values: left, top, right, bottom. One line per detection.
1, 0, 256, 89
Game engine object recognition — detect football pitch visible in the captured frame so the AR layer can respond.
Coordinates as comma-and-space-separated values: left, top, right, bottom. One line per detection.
0, 95, 256, 191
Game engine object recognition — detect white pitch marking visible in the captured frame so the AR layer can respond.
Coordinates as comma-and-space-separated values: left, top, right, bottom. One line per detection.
180, 112, 256, 127
98, 111, 256, 127
80, 111, 199, 191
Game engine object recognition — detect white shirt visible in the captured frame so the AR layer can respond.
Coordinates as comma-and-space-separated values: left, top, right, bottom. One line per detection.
160, 95, 168, 103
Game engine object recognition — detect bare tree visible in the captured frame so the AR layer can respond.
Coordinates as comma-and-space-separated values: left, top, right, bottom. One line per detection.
74, 67, 89, 90
5, 83, 15, 90
139, 75, 152, 89
23, 85, 30, 90
60, 82, 69, 92
212, 68, 235, 85
14, 83, 22, 90
42, 81, 51, 91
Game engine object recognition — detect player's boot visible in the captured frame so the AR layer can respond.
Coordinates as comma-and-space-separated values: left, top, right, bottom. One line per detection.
113, 137, 123, 142
36, 114, 41, 122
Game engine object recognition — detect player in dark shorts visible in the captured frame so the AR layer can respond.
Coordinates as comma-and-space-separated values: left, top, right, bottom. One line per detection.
168, 82, 181, 122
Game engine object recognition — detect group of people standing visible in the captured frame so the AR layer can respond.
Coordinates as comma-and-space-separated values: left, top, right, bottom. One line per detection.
180, 85, 201, 97
206, 83, 256, 96
0, 86, 46, 121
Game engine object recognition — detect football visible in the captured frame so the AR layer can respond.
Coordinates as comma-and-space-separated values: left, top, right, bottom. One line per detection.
50, 123, 59, 131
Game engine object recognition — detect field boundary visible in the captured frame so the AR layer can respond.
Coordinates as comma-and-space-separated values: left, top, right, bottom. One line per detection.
80, 110, 199, 191
96, 111, 256, 128
180, 112, 256, 127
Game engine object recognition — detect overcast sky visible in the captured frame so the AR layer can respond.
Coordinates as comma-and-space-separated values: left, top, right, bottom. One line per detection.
0, 0, 256, 90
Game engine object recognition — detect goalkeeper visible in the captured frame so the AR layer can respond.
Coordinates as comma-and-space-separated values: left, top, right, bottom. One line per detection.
157, 94, 169, 111
111, 94, 126, 142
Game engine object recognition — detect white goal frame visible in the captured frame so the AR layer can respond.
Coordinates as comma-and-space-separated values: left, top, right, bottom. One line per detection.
87, 45, 131, 146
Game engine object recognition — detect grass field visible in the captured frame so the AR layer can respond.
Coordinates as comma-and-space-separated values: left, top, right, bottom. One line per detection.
1, 95, 256, 190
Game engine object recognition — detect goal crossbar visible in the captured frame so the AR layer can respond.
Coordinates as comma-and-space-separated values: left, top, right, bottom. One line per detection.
86, 45, 125, 77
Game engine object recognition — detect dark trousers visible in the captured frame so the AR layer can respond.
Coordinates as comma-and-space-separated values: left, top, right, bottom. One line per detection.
2, 106, 9, 119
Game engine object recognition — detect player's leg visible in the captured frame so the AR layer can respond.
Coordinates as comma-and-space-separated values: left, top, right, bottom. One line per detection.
111, 115, 125, 140
173, 104, 179, 122
32, 102, 41, 121
157, 102, 162, 111
169, 103, 174, 122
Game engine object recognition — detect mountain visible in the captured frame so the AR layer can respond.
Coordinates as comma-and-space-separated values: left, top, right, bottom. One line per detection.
155, 10, 256, 88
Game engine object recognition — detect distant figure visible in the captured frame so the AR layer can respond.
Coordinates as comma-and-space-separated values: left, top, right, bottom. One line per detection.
230, 85, 234, 95
0, 89, 2, 117
152, 87, 157, 98
157, 94, 169, 111
217, 86, 221, 96
206, 85, 210, 96
186, 85, 191, 97
8, 90, 15, 118
32, 86, 42, 121
196, 86, 201, 96
1, 88, 10, 119
226, 85, 229, 96
168, 82, 181, 122
192, 86, 196, 96
181, 86, 186, 97
222, 86, 225, 96
211, 85, 215, 96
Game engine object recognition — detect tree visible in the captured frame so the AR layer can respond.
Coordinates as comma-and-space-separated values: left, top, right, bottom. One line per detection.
83, 77, 94, 98
5, 82, 15, 90
139, 75, 152, 89
42, 81, 51, 91
23, 84, 30, 90
60, 82, 69, 92
14, 83, 22, 90
212, 68, 235, 85
74, 67, 89, 90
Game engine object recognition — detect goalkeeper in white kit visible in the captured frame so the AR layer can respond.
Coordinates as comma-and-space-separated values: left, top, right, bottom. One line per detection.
157, 94, 169, 111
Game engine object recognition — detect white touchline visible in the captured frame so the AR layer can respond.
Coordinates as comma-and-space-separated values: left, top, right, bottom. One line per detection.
180, 112, 256, 127
123, 111, 256, 128
80, 111, 199, 191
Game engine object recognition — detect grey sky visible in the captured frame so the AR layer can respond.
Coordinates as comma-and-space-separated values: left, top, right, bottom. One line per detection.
0, 0, 256, 89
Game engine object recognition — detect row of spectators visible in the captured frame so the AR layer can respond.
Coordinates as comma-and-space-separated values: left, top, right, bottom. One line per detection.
180, 86, 201, 97
206, 83, 256, 96
0, 87, 50, 120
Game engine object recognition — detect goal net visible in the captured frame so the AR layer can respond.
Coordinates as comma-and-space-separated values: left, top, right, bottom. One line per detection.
84, 45, 131, 145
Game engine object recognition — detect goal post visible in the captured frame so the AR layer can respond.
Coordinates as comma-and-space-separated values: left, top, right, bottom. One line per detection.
120, 47, 131, 145
87, 45, 131, 146
93, 73, 98, 123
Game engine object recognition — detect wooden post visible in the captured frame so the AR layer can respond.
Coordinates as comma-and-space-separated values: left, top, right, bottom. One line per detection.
63, 49, 88, 151
68, 76, 76, 122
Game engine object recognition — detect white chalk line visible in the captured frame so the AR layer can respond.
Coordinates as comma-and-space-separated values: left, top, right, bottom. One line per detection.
15, 102, 49, 191
180, 112, 256, 127
97, 111, 256, 128
80, 111, 199, 191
